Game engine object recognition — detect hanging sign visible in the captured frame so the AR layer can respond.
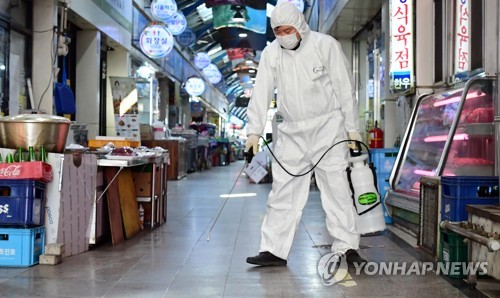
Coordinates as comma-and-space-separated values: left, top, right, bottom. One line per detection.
203, 63, 222, 85
139, 22, 174, 59
165, 12, 187, 35
389, 0, 414, 94
185, 77, 205, 96
276, 0, 305, 12
454, 0, 471, 76
194, 52, 211, 69
150, 0, 177, 21
176, 28, 196, 46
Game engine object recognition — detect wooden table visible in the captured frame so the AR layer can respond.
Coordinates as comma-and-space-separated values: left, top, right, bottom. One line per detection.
96, 154, 167, 246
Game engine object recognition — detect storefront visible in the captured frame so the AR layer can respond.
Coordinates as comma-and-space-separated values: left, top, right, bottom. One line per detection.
0, 1, 31, 116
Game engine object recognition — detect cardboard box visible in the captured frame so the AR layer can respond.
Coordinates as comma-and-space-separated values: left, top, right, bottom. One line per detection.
44, 152, 97, 257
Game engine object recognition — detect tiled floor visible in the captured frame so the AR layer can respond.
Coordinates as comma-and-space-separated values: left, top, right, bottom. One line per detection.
0, 160, 497, 297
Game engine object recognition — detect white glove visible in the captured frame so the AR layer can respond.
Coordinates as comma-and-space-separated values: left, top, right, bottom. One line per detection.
245, 134, 259, 155
347, 131, 362, 150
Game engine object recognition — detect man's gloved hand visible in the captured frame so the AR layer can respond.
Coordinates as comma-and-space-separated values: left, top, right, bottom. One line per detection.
347, 131, 362, 150
245, 134, 260, 155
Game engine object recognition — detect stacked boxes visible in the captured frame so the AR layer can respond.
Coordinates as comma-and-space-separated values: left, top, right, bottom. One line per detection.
370, 148, 399, 224
0, 157, 53, 267
0, 178, 47, 266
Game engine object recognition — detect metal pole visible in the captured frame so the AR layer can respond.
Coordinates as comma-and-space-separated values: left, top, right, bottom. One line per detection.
440, 220, 500, 252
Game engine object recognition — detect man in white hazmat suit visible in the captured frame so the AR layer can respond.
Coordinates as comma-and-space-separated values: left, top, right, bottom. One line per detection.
245, 2, 366, 266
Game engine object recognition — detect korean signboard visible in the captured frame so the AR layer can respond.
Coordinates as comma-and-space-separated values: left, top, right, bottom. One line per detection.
165, 12, 187, 35
176, 28, 196, 46
139, 22, 174, 59
185, 77, 205, 97
389, 0, 414, 94
194, 52, 212, 69
203, 63, 223, 85
151, 0, 177, 21
454, 0, 471, 77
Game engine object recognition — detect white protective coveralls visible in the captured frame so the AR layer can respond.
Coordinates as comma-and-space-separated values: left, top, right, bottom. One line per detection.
246, 2, 360, 260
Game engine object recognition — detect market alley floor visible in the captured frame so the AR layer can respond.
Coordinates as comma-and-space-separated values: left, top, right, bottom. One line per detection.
0, 160, 498, 297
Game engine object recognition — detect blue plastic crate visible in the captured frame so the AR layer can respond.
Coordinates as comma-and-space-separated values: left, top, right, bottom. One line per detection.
0, 226, 45, 267
370, 148, 399, 174
441, 176, 499, 199
0, 180, 46, 226
441, 194, 497, 221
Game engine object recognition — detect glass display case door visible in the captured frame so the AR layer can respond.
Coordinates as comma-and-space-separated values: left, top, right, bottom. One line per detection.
388, 76, 497, 202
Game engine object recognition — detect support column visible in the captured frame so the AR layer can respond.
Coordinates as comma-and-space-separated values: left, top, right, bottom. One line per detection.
32, 0, 56, 113
76, 30, 101, 138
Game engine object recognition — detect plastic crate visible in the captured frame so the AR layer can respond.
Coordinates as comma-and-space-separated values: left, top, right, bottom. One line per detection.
441, 195, 496, 221
0, 180, 46, 226
370, 148, 398, 174
441, 176, 498, 198
439, 228, 467, 279
0, 226, 45, 267
441, 176, 498, 221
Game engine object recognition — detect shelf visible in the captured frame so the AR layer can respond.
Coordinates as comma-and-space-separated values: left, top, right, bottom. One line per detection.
463, 123, 494, 136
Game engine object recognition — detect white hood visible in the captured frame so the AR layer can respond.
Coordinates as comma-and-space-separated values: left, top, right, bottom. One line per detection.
270, 2, 310, 38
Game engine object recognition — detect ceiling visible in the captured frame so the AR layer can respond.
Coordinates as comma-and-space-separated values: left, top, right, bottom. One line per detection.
329, 0, 385, 39
171, 0, 384, 123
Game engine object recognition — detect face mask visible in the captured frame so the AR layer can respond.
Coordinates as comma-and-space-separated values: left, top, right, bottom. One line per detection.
276, 33, 300, 50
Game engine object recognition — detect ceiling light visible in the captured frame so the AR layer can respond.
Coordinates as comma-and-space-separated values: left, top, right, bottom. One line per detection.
248, 69, 255, 73
207, 45, 222, 56
219, 192, 257, 198
239, 33, 248, 38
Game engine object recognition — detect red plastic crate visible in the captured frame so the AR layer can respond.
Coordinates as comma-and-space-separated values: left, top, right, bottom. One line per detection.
0, 162, 52, 183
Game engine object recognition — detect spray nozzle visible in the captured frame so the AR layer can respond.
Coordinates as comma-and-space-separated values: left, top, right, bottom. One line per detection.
244, 147, 254, 163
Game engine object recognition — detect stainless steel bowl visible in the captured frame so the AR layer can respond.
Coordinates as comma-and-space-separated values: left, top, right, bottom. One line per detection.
0, 114, 71, 153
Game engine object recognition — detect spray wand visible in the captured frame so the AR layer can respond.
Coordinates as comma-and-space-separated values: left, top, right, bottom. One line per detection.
206, 149, 254, 241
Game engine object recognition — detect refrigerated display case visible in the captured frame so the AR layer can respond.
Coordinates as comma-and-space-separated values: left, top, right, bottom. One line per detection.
386, 76, 497, 220
136, 79, 158, 125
